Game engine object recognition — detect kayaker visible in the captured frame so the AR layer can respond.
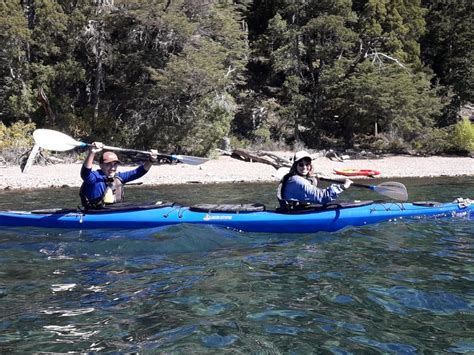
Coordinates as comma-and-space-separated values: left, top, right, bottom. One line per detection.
278, 150, 352, 209
79, 142, 158, 209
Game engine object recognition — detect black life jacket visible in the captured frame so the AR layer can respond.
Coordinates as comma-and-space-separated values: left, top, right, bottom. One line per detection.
277, 174, 318, 210
79, 176, 124, 210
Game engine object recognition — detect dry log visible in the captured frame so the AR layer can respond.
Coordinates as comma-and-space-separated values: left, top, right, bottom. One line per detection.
231, 148, 292, 169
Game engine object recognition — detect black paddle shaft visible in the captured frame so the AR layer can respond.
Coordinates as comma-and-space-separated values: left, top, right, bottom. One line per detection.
318, 177, 371, 189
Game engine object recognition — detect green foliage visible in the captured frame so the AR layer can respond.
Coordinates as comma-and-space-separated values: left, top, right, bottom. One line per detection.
0, 121, 36, 148
7, 84, 37, 121
355, 124, 472, 155
318, 61, 442, 146
31, 0, 69, 59
354, 0, 426, 66
421, 0, 473, 125
415, 127, 454, 154
303, 13, 357, 64
252, 125, 271, 145
182, 93, 235, 156
452, 119, 474, 152
0, 2, 32, 122
253, 0, 358, 146
0, 0, 470, 156
0, 1, 30, 57
143, 37, 238, 153
202, 3, 249, 86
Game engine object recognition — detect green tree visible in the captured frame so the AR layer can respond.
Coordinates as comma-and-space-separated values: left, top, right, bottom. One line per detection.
243, 0, 357, 145
0, 0, 464, 155
0, 1, 32, 123
352, 0, 426, 67
310, 0, 441, 147
319, 61, 442, 146
105, 1, 248, 153
421, 0, 473, 126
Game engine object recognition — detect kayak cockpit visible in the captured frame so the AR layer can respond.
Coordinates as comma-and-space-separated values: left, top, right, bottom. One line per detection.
272, 200, 374, 214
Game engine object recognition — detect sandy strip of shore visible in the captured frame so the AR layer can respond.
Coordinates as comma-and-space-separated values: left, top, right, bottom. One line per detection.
0, 155, 473, 190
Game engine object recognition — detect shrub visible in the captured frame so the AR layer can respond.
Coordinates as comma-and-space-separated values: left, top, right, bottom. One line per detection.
451, 119, 474, 153
0, 121, 36, 149
353, 132, 412, 154
415, 127, 454, 154
354, 134, 390, 152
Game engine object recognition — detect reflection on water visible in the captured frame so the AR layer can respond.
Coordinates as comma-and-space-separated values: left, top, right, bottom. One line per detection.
0, 177, 473, 352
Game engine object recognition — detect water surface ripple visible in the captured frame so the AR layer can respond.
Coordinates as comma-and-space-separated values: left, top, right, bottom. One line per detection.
0, 177, 473, 352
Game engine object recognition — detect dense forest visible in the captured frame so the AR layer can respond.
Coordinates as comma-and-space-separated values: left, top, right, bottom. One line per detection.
1, 0, 473, 156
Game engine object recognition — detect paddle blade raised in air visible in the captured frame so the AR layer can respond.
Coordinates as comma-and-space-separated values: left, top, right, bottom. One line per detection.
33, 129, 86, 151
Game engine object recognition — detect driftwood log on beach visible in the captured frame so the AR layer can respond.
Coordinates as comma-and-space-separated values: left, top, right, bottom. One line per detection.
230, 149, 292, 169
228, 148, 346, 169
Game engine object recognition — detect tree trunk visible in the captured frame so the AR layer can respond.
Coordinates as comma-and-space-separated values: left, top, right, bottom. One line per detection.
92, 57, 102, 129
343, 115, 354, 147
37, 86, 56, 125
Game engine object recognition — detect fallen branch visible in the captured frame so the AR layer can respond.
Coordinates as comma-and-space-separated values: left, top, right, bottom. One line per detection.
230, 149, 292, 169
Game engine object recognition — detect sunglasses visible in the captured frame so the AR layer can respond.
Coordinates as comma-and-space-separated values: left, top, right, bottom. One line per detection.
103, 162, 119, 167
297, 160, 311, 167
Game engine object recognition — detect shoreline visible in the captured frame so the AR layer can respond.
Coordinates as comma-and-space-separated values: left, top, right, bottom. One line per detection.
0, 155, 473, 191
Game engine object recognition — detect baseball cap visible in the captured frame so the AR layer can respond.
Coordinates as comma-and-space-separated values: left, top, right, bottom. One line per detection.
100, 151, 121, 164
293, 150, 312, 163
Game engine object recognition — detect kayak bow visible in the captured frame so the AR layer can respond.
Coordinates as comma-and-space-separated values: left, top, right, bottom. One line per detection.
0, 199, 471, 233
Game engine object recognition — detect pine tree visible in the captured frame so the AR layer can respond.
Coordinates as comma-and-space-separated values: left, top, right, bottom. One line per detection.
313, 0, 441, 147
421, 0, 473, 126
353, 0, 426, 67
0, 1, 32, 122
107, 0, 249, 153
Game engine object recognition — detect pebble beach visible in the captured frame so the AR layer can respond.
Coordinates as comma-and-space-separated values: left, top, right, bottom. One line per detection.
1, 154, 473, 190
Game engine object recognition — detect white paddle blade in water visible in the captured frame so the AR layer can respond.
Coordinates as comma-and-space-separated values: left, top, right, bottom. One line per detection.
33, 129, 87, 151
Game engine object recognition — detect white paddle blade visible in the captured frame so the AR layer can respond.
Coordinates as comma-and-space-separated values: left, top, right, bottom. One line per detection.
33, 129, 87, 151
173, 155, 209, 166
373, 182, 408, 201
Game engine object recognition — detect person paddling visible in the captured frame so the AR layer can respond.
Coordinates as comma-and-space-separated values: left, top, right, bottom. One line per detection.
277, 150, 352, 209
80, 142, 157, 209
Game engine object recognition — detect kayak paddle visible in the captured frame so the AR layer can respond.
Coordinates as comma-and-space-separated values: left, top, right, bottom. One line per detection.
318, 177, 408, 201
274, 167, 408, 201
33, 129, 209, 166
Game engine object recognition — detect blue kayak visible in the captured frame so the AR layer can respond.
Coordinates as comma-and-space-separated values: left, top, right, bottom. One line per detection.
0, 199, 472, 233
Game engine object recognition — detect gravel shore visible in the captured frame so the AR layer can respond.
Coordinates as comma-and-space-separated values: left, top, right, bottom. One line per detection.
0, 154, 473, 191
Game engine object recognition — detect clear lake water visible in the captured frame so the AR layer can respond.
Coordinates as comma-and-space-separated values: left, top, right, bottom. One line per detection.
0, 177, 473, 353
